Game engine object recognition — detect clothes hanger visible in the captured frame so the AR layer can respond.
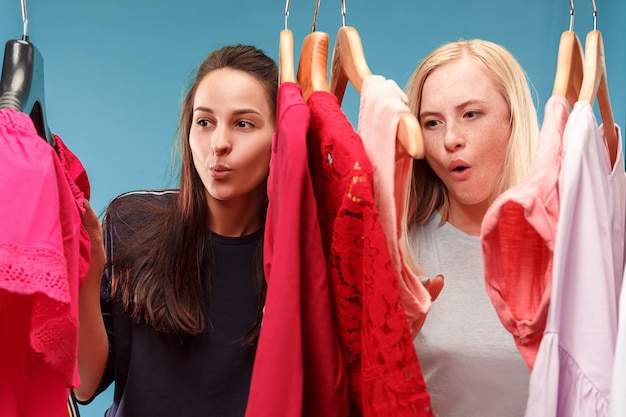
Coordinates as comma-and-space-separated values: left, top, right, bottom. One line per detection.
578, 0, 617, 166
552, 0, 584, 110
0, 0, 52, 144
279, 0, 295, 84
328, 0, 423, 159
296, 0, 330, 101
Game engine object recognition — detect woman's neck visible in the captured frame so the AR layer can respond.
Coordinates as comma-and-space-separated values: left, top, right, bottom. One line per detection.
208, 195, 263, 237
444, 199, 490, 236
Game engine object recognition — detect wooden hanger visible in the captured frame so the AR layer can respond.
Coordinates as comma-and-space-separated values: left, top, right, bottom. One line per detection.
296, 31, 329, 101
579, 29, 617, 166
329, 26, 424, 159
279, 29, 295, 84
552, 30, 584, 110
553, 0, 584, 109
295, 0, 329, 100
278, 1, 294, 84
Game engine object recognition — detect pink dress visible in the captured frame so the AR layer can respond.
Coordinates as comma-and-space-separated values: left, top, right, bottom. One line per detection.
357, 75, 432, 336
0, 108, 88, 416
525, 102, 625, 417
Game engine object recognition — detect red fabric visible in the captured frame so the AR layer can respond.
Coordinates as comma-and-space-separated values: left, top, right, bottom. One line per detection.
306, 91, 434, 417
246, 82, 349, 417
480, 95, 569, 370
54, 134, 91, 286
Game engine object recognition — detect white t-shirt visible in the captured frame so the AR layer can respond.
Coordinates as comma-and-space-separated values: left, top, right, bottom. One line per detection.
410, 212, 529, 417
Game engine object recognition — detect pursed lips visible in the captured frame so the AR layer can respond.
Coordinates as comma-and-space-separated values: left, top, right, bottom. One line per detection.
209, 163, 232, 179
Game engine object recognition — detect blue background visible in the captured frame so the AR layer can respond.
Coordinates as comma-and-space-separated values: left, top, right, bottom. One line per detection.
1, 1, 624, 415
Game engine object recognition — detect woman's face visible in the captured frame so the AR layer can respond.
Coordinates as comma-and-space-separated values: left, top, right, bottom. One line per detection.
419, 56, 512, 212
189, 68, 274, 206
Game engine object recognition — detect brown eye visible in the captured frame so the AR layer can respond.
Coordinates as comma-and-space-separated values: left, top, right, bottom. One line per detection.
423, 120, 440, 129
236, 120, 254, 128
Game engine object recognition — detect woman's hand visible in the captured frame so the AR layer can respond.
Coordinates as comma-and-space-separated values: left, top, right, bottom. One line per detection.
74, 200, 108, 402
82, 199, 105, 271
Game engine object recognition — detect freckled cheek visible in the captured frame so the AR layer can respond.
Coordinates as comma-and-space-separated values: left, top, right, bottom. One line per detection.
423, 139, 447, 173
481, 141, 509, 181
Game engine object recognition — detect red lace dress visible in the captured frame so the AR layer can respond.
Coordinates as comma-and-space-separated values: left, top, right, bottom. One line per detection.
306, 91, 433, 417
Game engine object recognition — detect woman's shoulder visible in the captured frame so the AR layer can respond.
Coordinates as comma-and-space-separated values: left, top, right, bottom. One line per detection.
104, 189, 178, 228
111, 189, 178, 205
410, 211, 441, 236
108, 189, 177, 211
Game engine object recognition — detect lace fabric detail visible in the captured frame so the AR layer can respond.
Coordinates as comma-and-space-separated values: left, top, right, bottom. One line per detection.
0, 239, 78, 385
307, 92, 433, 416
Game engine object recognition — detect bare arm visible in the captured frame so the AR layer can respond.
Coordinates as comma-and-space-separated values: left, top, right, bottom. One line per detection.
73, 200, 109, 402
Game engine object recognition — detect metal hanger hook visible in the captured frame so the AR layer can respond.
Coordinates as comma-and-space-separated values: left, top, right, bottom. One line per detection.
590, 0, 597, 30
568, 0, 575, 31
284, 0, 290, 30
341, 0, 346, 26
21, 0, 29, 40
311, 0, 320, 32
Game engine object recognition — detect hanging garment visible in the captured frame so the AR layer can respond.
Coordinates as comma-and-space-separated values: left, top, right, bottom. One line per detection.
245, 82, 349, 417
357, 75, 432, 336
0, 108, 85, 416
525, 102, 625, 417
306, 90, 433, 417
480, 94, 569, 370
610, 265, 626, 417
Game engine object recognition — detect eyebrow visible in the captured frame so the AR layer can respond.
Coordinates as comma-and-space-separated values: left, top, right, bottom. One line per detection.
193, 106, 263, 116
419, 98, 489, 119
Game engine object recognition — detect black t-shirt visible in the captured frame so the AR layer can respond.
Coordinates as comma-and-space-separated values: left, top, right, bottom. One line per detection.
81, 190, 260, 417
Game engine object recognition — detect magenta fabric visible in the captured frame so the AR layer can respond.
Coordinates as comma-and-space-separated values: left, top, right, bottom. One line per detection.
0, 294, 69, 417
525, 102, 625, 417
480, 95, 569, 370
245, 82, 349, 417
358, 75, 432, 336
0, 108, 82, 415
307, 91, 433, 417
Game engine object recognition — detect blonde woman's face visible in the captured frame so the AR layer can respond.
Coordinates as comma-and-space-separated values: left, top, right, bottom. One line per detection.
419, 56, 511, 213
189, 68, 274, 206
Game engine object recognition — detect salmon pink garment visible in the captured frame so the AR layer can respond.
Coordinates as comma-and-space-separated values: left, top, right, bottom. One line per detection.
246, 82, 349, 417
357, 75, 432, 336
306, 91, 433, 417
480, 95, 569, 370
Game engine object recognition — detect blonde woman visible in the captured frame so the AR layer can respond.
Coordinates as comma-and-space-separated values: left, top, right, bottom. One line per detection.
404, 39, 539, 416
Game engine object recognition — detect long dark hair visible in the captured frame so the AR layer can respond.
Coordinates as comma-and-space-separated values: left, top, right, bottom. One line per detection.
108, 44, 277, 344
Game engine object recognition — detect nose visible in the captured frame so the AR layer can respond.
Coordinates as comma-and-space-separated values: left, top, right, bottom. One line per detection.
443, 122, 465, 152
210, 125, 232, 156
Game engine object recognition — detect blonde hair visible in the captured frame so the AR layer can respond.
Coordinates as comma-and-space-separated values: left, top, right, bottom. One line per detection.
404, 39, 538, 226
